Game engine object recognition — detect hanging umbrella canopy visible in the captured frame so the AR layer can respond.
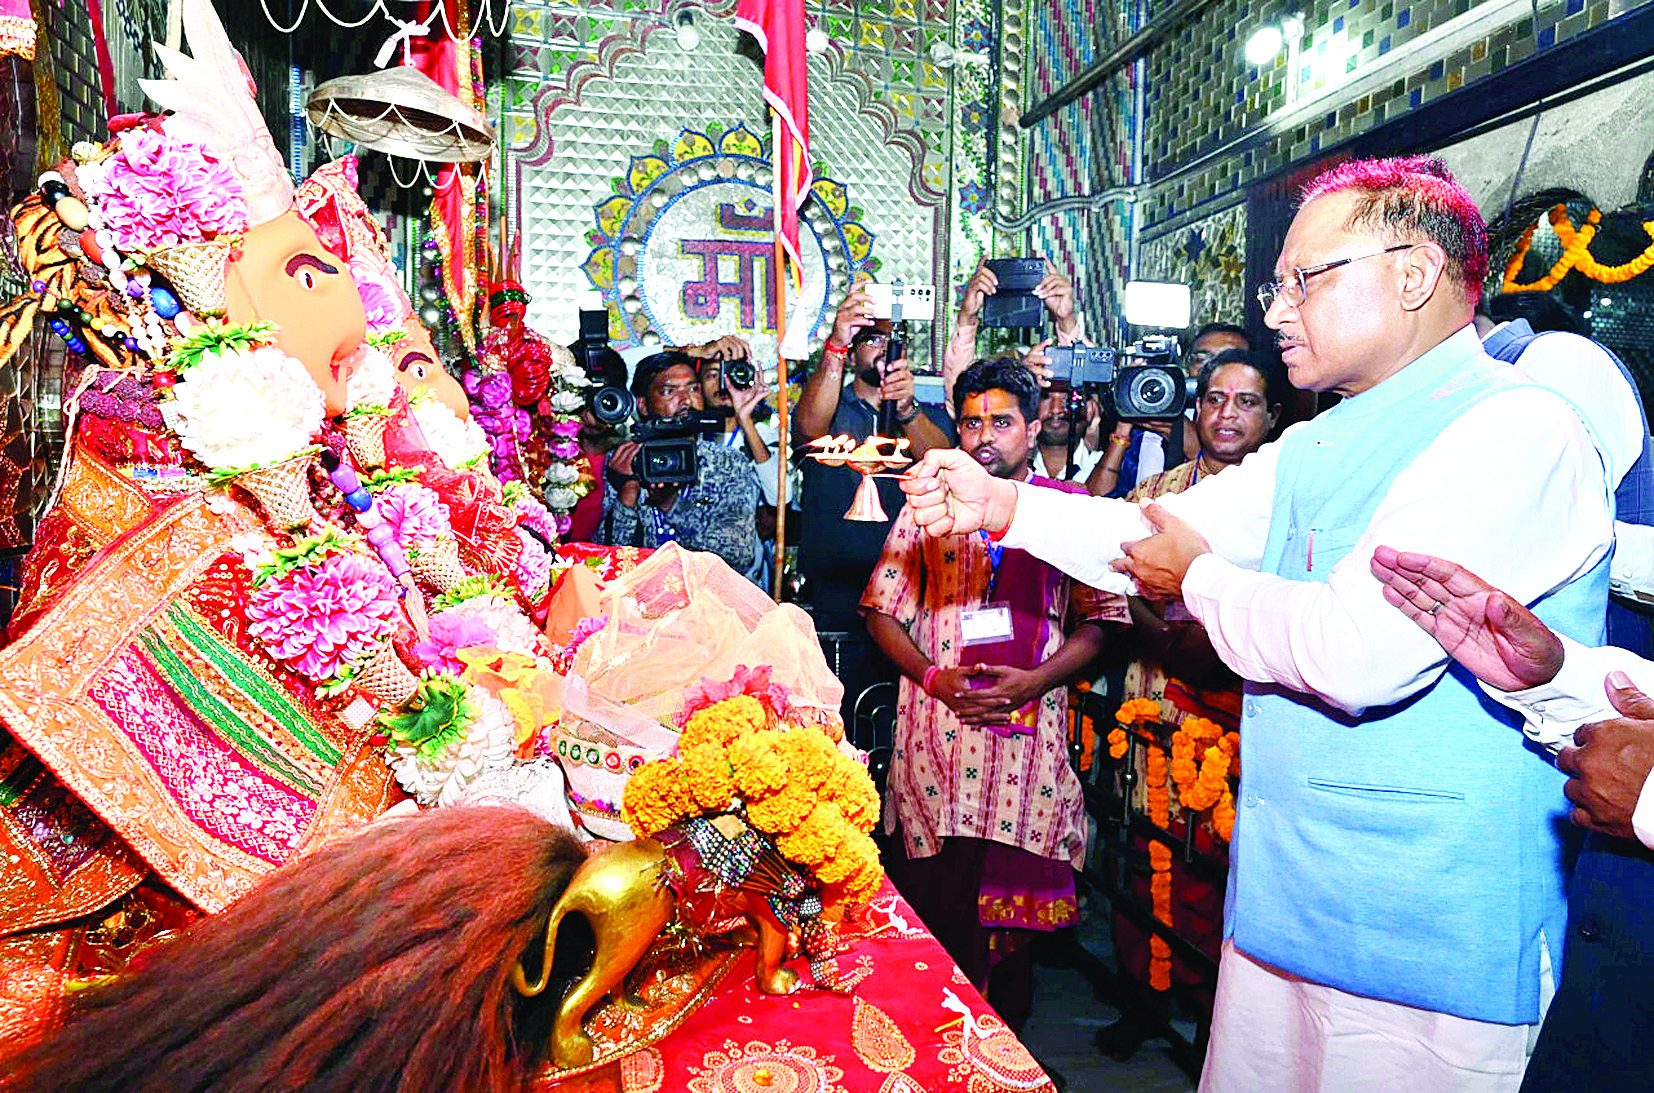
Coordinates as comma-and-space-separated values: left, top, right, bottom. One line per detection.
307, 65, 495, 164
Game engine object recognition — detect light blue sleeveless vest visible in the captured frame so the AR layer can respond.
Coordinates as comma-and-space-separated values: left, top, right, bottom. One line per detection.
1228, 329, 1610, 1024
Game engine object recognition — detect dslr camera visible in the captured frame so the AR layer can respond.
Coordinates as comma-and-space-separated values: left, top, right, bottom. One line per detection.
1045, 334, 1196, 421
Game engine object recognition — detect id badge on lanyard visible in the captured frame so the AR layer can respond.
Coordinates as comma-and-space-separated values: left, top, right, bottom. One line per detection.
960, 531, 1014, 646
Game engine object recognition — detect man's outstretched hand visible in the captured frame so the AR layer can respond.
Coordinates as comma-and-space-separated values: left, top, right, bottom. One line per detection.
1369, 545, 1563, 692
1113, 502, 1209, 600
899, 450, 1018, 538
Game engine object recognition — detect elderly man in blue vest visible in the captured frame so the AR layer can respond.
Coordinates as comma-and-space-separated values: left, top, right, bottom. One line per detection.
897, 156, 1613, 1091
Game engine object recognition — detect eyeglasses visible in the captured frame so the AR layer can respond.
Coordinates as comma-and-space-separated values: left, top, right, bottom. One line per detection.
1255, 243, 1415, 312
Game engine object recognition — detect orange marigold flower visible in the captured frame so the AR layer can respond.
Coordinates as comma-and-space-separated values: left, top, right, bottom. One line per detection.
728, 731, 788, 798
776, 802, 850, 866
621, 758, 694, 837
679, 694, 768, 754
746, 780, 817, 835
833, 842, 886, 904
1115, 697, 1162, 725
775, 728, 836, 793
681, 743, 736, 812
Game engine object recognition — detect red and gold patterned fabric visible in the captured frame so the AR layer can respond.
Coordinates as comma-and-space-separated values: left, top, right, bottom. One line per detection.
539, 884, 1055, 1093
0, 444, 399, 1018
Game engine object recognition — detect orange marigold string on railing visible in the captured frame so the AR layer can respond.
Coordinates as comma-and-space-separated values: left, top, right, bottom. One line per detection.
1145, 741, 1173, 992
1170, 716, 1230, 813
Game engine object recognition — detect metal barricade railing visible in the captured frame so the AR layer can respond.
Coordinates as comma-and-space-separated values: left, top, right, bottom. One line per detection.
1065, 685, 1219, 1081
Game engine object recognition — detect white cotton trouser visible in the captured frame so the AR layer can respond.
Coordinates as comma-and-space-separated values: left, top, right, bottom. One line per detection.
1198, 940, 1551, 1093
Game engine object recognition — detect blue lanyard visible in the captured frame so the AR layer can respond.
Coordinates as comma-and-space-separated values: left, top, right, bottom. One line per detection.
978, 530, 1005, 603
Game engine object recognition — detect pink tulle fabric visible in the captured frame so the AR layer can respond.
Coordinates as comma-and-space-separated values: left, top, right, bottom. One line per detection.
350, 258, 408, 332
90, 128, 249, 253
246, 553, 401, 680
376, 483, 452, 548
410, 610, 500, 675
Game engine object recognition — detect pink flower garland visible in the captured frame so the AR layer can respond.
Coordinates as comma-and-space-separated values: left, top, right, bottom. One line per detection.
246, 553, 401, 681
514, 527, 552, 592
410, 611, 501, 676
676, 664, 792, 728
89, 128, 249, 253
376, 482, 452, 548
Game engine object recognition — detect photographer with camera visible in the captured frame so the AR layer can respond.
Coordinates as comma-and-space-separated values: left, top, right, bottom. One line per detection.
1082, 323, 1253, 496
795, 281, 954, 724
689, 336, 781, 508
601, 350, 765, 581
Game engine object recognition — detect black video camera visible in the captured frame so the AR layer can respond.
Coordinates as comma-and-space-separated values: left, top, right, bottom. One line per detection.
1046, 334, 1196, 421
572, 308, 635, 426
628, 411, 722, 486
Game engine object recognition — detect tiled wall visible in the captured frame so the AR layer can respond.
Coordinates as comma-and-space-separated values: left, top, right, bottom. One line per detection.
1021, 0, 1654, 341
1138, 0, 1641, 231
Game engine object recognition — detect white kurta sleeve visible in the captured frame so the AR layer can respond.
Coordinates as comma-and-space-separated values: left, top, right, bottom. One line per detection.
1180, 387, 1613, 714
1610, 521, 1654, 599
1488, 633, 1653, 745
996, 429, 1287, 594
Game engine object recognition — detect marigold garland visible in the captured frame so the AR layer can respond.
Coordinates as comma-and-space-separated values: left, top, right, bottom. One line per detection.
1113, 705, 1244, 992
1144, 742, 1173, 992
1502, 204, 1654, 292
1170, 717, 1231, 812
620, 689, 885, 904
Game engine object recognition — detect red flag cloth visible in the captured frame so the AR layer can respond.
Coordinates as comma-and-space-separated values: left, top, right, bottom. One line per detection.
409, 0, 482, 352
734, 0, 811, 272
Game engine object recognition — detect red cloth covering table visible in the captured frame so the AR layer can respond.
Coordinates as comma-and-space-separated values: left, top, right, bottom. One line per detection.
540, 883, 1056, 1093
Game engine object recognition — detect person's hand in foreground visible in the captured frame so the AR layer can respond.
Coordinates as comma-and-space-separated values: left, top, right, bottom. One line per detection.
1113, 502, 1210, 600
1559, 675, 1654, 842
899, 449, 1017, 538
1369, 545, 1563, 691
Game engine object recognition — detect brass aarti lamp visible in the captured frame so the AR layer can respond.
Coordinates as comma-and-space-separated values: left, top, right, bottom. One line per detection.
806, 434, 913, 522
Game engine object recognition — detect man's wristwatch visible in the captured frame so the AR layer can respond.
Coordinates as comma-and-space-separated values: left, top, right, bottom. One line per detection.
895, 399, 921, 425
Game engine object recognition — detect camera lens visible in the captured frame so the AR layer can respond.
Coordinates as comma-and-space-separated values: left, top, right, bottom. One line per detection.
1126, 369, 1176, 415
590, 385, 633, 425
723, 359, 756, 389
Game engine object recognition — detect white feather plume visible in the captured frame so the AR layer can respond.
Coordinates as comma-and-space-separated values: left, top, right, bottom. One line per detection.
139, 0, 293, 226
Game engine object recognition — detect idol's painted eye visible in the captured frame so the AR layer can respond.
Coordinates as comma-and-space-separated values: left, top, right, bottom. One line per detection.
400, 351, 434, 380
285, 253, 340, 290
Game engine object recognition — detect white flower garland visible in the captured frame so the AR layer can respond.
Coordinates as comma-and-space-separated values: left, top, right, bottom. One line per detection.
161, 345, 325, 469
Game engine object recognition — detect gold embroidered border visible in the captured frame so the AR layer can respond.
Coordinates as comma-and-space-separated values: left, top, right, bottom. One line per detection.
0, 480, 389, 913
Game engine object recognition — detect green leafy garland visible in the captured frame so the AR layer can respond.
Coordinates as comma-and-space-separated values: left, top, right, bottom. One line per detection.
432, 574, 509, 614
252, 527, 354, 588
167, 320, 280, 372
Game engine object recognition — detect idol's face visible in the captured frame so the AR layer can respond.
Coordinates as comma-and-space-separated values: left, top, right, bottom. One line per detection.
225, 211, 368, 415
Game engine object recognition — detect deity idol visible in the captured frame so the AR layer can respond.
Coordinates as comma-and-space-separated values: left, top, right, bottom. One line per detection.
0, 0, 567, 1023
